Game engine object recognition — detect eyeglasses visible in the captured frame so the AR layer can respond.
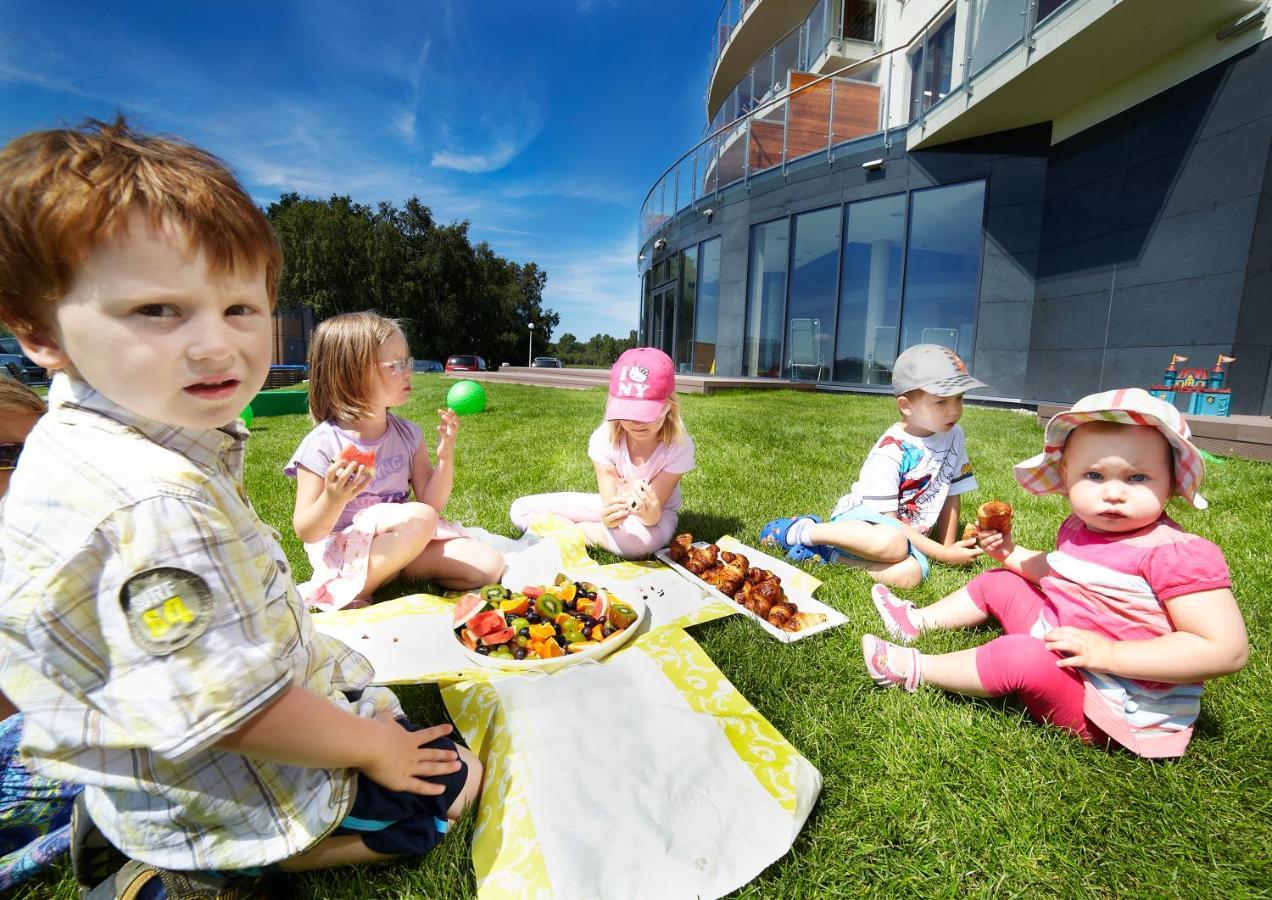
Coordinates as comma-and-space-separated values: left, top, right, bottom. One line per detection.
377, 357, 414, 376
0, 442, 23, 471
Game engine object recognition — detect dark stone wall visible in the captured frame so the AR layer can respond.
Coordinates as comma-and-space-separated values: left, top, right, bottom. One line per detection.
643, 39, 1272, 412
1029, 40, 1272, 414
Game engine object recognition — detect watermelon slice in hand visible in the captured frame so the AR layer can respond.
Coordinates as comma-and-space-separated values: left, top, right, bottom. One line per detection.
337, 445, 377, 469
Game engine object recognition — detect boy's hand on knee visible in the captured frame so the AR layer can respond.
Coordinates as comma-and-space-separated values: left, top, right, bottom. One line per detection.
361, 721, 462, 796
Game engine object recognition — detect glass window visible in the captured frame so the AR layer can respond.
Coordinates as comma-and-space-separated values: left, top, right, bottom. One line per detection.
693, 237, 721, 374
900, 180, 986, 363
651, 288, 665, 354
909, 14, 956, 119
744, 219, 789, 378
785, 206, 840, 382
834, 193, 906, 384
677, 247, 698, 373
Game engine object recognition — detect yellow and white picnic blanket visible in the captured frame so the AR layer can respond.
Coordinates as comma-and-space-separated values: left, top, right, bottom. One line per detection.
314, 518, 824, 899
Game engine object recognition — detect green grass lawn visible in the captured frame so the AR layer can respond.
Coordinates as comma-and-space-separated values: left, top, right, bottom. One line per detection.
23, 376, 1271, 898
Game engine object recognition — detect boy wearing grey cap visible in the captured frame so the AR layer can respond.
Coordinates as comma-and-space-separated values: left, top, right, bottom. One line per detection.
760, 344, 985, 588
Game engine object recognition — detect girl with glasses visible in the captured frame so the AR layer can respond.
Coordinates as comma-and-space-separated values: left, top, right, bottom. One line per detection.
285, 312, 504, 609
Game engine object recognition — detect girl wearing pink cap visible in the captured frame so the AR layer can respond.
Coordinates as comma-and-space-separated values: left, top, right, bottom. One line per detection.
862, 388, 1248, 757
509, 347, 695, 558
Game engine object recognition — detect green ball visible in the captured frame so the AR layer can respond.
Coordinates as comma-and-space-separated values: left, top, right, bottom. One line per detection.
447, 380, 487, 415
240, 404, 254, 428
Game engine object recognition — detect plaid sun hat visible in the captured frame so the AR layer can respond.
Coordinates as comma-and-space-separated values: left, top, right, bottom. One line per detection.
1013, 387, 1208, 510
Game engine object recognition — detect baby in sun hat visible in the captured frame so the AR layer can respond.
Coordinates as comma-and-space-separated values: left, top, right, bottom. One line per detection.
863, 388, 1248, 758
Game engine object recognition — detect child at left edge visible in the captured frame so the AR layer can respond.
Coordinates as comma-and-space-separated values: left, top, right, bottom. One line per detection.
285, 311, 504, 610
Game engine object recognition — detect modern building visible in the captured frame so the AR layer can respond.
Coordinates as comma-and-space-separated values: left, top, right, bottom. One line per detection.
638, 0, 1272, 414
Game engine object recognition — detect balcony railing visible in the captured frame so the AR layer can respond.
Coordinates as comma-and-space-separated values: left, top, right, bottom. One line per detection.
709, 0, 879, 134
642, 0, 1080, 253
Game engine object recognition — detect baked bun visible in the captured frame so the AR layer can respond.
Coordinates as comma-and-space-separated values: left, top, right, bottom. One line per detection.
976, 500, 1013, 535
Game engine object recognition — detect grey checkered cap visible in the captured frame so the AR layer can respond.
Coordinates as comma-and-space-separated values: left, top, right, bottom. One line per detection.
891, 344, 987, 396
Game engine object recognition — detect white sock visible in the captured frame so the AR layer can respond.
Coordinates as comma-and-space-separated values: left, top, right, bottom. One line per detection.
787, 516, 816, 547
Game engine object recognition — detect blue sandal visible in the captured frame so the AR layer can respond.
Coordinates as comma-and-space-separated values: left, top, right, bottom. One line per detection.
759, 514, 825, 559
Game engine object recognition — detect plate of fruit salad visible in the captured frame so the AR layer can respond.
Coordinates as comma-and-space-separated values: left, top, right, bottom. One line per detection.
453, 575, 646, 671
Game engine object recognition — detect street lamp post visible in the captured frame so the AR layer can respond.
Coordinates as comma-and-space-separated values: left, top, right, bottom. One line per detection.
527, 322, 534, 367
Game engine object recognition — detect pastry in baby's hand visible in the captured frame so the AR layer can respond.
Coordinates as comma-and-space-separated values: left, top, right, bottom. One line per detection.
961, 522, 979, 541
976, 500, 1013, 535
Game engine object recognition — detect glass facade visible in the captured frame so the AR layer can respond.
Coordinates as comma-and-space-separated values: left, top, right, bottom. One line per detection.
745, 219, 789, 378
693, 237, 721, 374
834, 192, 906, 384
900, 180, 987, 362
785, 206, 840, 382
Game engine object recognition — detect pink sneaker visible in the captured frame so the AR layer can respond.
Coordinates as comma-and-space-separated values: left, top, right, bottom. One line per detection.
862, 634, 921, 693
870, 584, 921, 644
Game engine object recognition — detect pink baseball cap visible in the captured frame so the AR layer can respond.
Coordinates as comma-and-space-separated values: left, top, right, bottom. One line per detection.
606, 347, 676, 422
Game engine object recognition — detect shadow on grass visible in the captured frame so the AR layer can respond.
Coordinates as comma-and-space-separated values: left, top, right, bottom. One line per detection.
674, 510, 747, 544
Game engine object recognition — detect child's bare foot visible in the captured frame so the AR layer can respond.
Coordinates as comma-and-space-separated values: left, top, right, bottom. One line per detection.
869, 584, 921, 643
862, 634, 921, 692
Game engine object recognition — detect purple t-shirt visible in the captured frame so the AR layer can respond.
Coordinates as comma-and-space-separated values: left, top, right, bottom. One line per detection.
284, 414, 422, 533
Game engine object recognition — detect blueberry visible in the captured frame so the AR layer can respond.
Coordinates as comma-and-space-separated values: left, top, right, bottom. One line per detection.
527, 611, 541, 623
513, 647, 527, 660
518, 627, 529, 636
476, 645, 491, 655
603, 626, 615, 637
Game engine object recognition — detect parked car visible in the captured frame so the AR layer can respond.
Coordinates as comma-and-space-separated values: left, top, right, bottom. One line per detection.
413, 359, 445, 373
445, 354, 488, 373
0, 337, 47, 385
531, 356, 564, 368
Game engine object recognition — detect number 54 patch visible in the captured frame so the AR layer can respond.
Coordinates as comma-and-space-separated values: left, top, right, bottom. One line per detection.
120, 568, 213, 656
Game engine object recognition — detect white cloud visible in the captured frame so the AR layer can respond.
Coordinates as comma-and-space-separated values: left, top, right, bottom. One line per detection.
432, 138, 528, 173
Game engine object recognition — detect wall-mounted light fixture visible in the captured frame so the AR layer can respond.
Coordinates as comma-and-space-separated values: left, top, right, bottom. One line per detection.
637, 253, 646, 263
653, 238, 667, 251
862, 158, 885, 172
702, 207, 715, 218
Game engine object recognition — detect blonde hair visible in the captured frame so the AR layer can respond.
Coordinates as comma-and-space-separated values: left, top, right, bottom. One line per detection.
0, 117, 282, 338
607, 393, 686, 447
0, 378, 46, 418
307, 311, 404, 424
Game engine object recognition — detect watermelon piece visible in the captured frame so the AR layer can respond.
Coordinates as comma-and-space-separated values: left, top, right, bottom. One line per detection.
467, 610, 507, 639
592, 591, 609, 622
452, 593, 487, 630
522, 585, 545, 599
337, 444, 377, 468
480, 626, 515, 646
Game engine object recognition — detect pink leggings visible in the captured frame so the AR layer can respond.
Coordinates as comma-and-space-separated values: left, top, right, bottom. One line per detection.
509, 492, 678, 559
968, 570, 1106, 744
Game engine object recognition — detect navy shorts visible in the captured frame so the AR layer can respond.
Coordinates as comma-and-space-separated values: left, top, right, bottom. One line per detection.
332, 720, 470, 857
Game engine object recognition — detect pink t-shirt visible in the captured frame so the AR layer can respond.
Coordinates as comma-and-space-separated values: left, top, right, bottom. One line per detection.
586, 423, 695, 513
1040, 514, 1231, 646
283, 414, 422, 533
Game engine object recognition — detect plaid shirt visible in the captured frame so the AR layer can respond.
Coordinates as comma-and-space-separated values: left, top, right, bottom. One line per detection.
0, 375, 400, 871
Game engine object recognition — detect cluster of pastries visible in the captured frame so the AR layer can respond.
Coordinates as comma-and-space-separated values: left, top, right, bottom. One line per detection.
668, 534, 827, 632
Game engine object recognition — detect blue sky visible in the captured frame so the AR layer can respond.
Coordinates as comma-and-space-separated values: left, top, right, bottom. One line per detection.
0, 0, 712, 341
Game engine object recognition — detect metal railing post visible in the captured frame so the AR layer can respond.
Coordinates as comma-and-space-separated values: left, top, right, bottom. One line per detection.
744, 117, 753, 188
883, 49, 894, 147
714, 136, 722, 200
827, 76, 836, 163
1024, 0, 1039, 53
673, 167, 680, 213
691, 154, 699, 207
781, 96, 789, 178
962, 0, 977, 97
